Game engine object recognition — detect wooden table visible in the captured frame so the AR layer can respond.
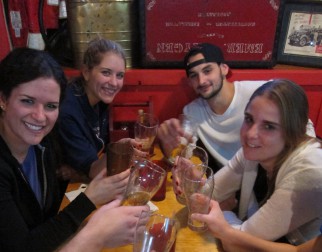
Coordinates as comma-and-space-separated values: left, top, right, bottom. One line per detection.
60, 147, 221, 252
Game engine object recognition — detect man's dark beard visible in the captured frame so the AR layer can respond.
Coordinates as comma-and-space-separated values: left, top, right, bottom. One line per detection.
200, 74, 224, 100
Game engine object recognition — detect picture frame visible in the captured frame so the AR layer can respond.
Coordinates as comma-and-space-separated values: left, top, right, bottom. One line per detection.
277, 3, 322, 67
139, 0, 285, 69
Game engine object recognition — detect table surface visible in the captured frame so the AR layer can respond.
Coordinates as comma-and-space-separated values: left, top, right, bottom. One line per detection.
60, 147, 222, 252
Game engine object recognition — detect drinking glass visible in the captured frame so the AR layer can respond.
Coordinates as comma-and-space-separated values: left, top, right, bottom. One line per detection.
172, 144, 208, 204
121, 158, 166, 206
134, 113, 159, 154
133, 211, 179, 252
168, 114, 198, 164
106, 141, 134, 176
183, 165, 214, 232
151, 160, 169, 202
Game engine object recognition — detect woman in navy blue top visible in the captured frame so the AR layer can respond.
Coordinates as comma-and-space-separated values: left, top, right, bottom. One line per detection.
57, 38, 141, 180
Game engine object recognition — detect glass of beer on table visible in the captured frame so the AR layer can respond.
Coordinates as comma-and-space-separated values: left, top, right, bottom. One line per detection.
183, 165, 214, 232
134, 112, 159, 155
167, 114, 198, 165
106, 141, 134, 176
133, 211, 178, 252
172, 144, 208, 204
121, 158, 166, 206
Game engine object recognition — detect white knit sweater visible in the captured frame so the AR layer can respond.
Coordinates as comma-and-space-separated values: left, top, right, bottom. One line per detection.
214, 139, 322, 245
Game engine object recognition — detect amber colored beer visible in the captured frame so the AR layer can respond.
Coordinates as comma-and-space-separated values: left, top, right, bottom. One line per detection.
168, 142, 187, 164
121, 191, 150, 206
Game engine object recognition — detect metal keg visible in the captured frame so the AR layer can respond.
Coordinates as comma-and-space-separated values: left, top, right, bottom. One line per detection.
66, 0, 138, 69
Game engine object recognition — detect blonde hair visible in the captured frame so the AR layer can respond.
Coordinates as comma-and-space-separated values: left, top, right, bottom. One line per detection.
83, 37, 126, 70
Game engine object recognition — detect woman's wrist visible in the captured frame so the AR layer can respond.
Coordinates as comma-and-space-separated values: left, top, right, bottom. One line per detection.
63, 224, 105, 252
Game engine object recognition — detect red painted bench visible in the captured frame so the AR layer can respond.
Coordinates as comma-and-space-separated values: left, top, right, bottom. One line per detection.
64, 67, 322, 137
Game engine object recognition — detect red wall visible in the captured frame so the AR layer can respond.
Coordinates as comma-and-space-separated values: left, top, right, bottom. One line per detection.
64, 67, 322, 137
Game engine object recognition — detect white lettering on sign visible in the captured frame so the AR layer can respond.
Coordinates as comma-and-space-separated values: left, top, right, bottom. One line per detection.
226, 43, 263, 54
157, 43, 183, 53
216, 22, 256, 27
165, 22, 200, 27
198, 12, 232, 17
155, 43, 263, 55
156, 43, 200, 54
269, 0, 279, 11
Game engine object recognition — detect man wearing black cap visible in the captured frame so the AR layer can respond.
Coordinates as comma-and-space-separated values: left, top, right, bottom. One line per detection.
158, 43, 267, 172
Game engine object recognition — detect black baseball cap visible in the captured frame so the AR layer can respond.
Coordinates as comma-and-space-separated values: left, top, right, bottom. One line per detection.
184, 43, 224, 76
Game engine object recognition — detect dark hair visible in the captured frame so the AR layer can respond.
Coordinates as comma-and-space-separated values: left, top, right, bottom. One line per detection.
0, 48, 67, 102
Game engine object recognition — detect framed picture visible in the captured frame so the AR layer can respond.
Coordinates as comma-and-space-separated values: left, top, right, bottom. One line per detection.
139, 0, 284, 69
277, 3, 322, 67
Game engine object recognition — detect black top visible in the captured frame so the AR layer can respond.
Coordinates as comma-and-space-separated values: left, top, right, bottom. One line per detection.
0, 135, 96, 252
253, 164, 268, 205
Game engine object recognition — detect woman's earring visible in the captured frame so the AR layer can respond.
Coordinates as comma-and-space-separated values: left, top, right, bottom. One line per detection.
0, 105, 5, 111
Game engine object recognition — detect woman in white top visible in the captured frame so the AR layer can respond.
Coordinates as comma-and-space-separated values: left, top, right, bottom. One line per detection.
212, 79, 322, 245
